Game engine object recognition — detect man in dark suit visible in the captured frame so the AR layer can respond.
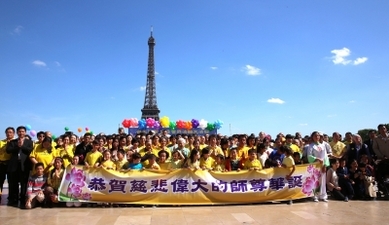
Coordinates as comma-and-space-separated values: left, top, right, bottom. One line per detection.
6, 126, 33, 206
364, 130, 377, 160
74, 133, 92, 165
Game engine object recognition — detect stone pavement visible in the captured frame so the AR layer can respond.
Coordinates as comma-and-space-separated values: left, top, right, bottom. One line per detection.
0, 182, 387, 225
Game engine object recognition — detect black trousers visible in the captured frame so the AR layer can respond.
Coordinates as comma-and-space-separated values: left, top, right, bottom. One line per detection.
0, 162, 8, 195
8, 164, 30, 203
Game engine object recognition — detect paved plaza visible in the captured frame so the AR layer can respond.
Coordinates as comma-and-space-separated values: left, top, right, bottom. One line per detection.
0, 182, 387, 225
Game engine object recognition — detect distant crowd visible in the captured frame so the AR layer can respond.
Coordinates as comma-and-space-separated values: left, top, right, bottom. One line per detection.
0, 124, 389, 209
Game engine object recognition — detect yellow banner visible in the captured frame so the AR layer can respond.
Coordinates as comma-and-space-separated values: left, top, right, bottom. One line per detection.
59, 164, 322, 205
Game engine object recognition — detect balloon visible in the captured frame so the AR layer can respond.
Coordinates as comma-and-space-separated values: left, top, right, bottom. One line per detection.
77, 127, 82, 133
64, 127, 69, 132
213, 119, 224, 130
153, 120, 161, 129
52, 135, 56, 140
159, 116, 170, 128
25, 124, 32, 131
169, 121, 176, 130
146, 118, 155, 128
122, 119, 130, 128
129, 118, 138, 128
29, 130, 37, 137
191, 119, 199, 129
185, 121, 192, 130
176, 120, 185, 129
138, 119, 146, 129
85, 127, 89, 131
206, 122, 215, 131
90, 131, 94, 135
199, 119, 208, 130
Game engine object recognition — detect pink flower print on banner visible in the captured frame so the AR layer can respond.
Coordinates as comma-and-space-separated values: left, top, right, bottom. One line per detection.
65, 167, 86, 187
301, 164, 321, 196
68, 183, 83, 198
82, 192, 92, 201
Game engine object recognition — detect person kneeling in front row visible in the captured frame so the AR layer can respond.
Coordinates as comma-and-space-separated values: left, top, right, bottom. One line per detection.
25, 163, 47, 209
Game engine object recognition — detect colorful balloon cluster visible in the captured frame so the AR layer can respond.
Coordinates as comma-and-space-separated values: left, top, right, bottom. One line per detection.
25, 124, 37, 137
122, 118, 139, 128
122, 117, 223, 130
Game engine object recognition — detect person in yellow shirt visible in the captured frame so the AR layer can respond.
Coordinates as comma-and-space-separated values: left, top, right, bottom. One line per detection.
243, 149, 262, 170
199, 135, 208, 150
237, 135, 250, 159
57, 135, 74, 168
330, 132, 346, 159
285, 134, 302, 156
0, 127, 15, 199
156, 137, 171, 156
184, 149, 201, 170
157, 150, 170, 170
168, 150, 185, 170
200, 148, 215, 170
220, 138, 230, 159
185, 135, 195, 150
208, 134, 224, 159
30, 137, 56, 174
84, 140, 103, 168
33, 131, 46, 151
280, 145, 296, 205
115, 150, 127, 171
151, 135, 160, 151
100, 150, 116, 170
212, 154, 226, 172
145, 154, 160, 170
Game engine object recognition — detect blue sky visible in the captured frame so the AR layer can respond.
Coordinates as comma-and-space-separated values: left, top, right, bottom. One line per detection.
1, 1, 388, 139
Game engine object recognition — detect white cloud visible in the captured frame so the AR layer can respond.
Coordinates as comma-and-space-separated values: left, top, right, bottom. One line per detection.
349, 100, 356, 103
267, 98, 285, 104
327, 114, 337, 118
330, 48, 368, 66
210, 66, 218, 70
155, 71, 159, 75
299, 123, 308, 126
32, 60, 47, 67
331, 48, 352, 65
54, 61, 61, 66
12, 25, 24, 35
243, 65, 261, 76
354, 57, 368, 65
140, 86, 146, 91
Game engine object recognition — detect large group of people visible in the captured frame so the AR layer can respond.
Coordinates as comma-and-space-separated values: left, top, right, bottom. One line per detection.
0, 124, 389, 209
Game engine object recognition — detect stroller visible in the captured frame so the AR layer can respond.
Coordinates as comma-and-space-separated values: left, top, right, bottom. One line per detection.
375, 159, 389, 199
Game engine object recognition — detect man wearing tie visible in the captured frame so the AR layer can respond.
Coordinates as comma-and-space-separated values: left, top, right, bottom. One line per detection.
6, 126, 33, 206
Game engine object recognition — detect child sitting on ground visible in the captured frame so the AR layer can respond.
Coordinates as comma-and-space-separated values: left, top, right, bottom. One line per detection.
45, 157, 65, 207
327, 158, 349, 202
25, 163, 47, 209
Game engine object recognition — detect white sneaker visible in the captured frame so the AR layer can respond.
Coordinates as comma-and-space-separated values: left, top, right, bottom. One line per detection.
313, 197, 319, 202
321, 198, 328, 202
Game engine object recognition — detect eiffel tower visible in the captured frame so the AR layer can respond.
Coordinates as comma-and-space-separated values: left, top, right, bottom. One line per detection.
141, 27, 160, 120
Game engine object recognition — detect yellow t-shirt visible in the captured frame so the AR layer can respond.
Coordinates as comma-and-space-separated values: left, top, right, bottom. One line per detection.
200, 157, 215, 169
146, 162, 161, 170
57, 147, 74, 168
287, 144, 301, 155
199, 144, 208, 150
47, 169, 64, 190
115, 159, 127, 170
243, 159, 262, 170
212, 162, 226, 172
282, 155, 295, 168
168, 160, 183, 169
85, 151, 103, 167
185, 144, 194, 150
101, 159, 116, 170
30, 144, 55, 172
0, 139, 12, 161
237, 146, 250, 158
330, 141, 346, 158
209, 146, 224, 158
159, 161, 170, 170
